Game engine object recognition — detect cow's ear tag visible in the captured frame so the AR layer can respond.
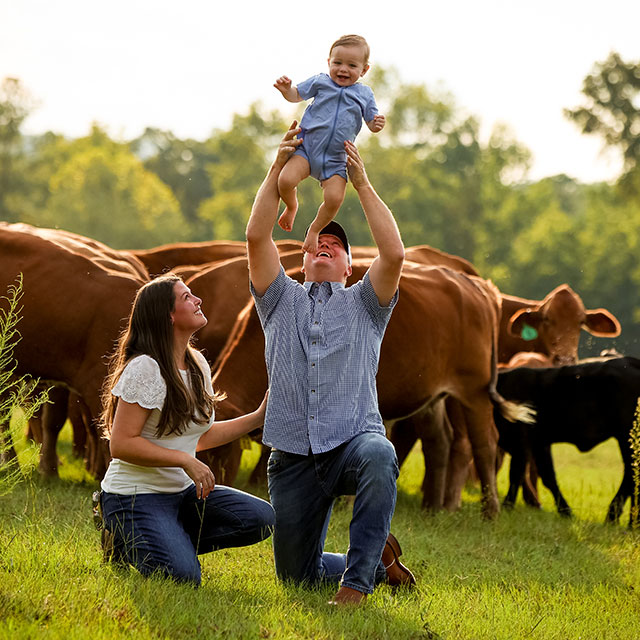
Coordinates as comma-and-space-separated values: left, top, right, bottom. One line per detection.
521, 324, 538, 341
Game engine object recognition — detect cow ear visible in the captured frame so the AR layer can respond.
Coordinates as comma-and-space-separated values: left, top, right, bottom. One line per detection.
583, 309, 621, 337
509, 309, 541, 338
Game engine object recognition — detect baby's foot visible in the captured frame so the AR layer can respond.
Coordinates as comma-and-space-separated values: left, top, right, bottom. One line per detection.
303, 228, 319, 254
278, 206, 297, 232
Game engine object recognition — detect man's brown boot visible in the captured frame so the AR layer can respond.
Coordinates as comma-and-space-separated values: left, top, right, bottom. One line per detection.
382, 532, 416, 587
328, 586, 368, 606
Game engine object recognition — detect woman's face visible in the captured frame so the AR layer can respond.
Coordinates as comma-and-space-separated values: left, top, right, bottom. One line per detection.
170, 281, 207, 333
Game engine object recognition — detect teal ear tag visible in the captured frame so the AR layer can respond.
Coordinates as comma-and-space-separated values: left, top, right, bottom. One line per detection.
521, 324, 538, 341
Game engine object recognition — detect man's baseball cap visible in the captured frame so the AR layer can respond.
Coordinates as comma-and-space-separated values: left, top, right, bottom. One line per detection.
312, 221, 351, 264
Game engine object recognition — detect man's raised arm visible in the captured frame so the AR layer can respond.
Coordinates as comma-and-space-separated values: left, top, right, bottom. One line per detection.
246, 123, 301, 296
345, 141, 405, 306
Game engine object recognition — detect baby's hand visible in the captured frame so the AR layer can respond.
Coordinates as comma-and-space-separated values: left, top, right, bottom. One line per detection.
274, 76, 292, 93
369, 114, 386, 133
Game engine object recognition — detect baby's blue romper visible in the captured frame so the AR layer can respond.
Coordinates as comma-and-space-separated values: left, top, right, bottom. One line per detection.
295, 73, 378, 182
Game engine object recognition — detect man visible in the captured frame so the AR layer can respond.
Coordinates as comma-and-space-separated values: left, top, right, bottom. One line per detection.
246, 123, 415, 605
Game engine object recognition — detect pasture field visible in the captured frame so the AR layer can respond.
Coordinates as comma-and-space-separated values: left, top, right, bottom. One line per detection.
1, 424, 639, 640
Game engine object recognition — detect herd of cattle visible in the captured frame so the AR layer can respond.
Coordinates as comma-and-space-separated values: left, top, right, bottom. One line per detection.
1, 221, 638, 526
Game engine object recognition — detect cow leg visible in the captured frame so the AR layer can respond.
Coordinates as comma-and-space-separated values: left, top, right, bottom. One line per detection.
414, 401, 453, 511
503, 451, 527, 509
606, 440, 634, 525
462, 400, 500, 520
521, 459, 541, 508
533, 443, 572, 517
39, 387, 70, 477
67, 393, 88, 459
25, 381, 50, 443
443, 399, 471, 511
0, 420, 18, 469
27, 410, 43, 444
389, 418, 419, 469
86, 431, 110, 480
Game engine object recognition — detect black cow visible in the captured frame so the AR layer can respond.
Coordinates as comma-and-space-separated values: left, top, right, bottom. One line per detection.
495, 356, 640, 525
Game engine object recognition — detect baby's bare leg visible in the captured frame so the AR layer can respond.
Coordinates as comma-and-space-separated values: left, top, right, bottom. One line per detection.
277, 155, 310, 232
303, 175, 347, 253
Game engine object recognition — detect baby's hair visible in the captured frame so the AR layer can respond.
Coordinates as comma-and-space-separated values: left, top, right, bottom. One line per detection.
329, 34, 370, 65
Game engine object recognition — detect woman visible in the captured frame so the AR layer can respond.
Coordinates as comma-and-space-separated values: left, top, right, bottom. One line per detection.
99, 273, 274, 585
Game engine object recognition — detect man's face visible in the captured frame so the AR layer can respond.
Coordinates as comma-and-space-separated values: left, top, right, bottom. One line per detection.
302, 234, 352, 283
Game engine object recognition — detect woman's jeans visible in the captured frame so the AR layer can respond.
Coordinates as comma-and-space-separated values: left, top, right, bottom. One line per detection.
101, 484, 275, 585
267, 432, 399, 595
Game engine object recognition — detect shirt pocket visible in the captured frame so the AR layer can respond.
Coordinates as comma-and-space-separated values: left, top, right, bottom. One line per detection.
322, 307, 353, 348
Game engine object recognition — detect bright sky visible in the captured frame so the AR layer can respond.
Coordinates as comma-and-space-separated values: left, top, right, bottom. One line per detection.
1, 0, 638, 183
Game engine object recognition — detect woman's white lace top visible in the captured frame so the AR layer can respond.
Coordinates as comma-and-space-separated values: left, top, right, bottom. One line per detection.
101, 353, 216, 495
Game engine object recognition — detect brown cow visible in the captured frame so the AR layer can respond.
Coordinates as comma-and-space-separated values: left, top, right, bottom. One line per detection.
0, 226, 145, 478
0, 222, 149, 280
132, 237, 477, 279
491, 289, 620, 508
499, 285, 620, 365
131, 239, 303, 278
187, 251, 305, 367
393, 284, 622, 488
0, 223, 150, 466
352, 244, 479, 276
503, 351, 553, 369
210, 260, 533, 519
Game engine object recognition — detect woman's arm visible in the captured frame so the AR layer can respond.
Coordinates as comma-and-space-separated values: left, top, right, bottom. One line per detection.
109, 399, 216, 498
197, 393, 268, 451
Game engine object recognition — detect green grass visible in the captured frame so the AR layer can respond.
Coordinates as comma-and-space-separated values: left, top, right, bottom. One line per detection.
1, 423, 639, 639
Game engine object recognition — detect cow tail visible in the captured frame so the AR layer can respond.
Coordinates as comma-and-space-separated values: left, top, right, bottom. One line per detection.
486, 282, 536, 425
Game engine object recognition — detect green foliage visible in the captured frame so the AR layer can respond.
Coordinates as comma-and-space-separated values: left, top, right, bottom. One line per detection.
630, 399, 640, 530
44, 138, 186, 249
565, 51, 640, 173
0, 276, 48, 496
131, 128, 216, 239
198, 104, 289, 241
0, 78, 36, 222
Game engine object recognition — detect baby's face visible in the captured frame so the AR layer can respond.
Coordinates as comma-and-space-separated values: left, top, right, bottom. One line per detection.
327, 44, 369, 87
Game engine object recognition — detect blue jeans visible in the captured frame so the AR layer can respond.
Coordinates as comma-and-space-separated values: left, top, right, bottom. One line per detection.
267, 432, 399, 595
101, 484, 275, 585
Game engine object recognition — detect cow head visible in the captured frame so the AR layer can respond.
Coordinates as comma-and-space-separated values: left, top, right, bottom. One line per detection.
508, 285, 621, 366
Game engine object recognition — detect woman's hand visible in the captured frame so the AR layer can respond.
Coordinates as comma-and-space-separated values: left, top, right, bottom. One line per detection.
182, 454, 216, 499
256, 389, 269, 425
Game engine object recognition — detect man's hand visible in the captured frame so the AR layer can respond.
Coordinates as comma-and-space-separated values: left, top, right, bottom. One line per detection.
246, 124, 302, 296
345, 140, 370, 191
368, 114, 386, 133
275, 121, 302, 169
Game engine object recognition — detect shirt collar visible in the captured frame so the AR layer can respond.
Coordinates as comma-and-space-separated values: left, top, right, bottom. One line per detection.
304, 281, 346, 296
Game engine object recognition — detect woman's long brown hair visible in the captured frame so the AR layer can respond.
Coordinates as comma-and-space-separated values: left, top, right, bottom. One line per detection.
100, 273, 223, 438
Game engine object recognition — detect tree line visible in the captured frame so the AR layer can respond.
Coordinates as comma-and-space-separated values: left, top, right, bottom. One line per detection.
1, 52, 639, 354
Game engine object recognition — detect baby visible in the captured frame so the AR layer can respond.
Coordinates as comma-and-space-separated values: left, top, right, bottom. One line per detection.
274, 34, 385, 253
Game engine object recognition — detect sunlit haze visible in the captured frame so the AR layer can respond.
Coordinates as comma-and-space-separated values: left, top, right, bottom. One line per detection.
2, 0, 638, 182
